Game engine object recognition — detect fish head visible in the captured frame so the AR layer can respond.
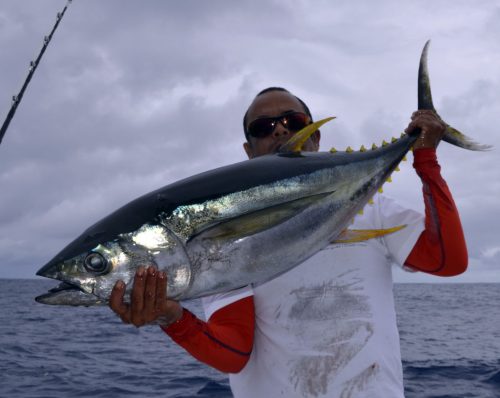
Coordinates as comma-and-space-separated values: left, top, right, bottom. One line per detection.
36, 239, 134, 304
36, 223, 192, 305
36, 234, 139, 306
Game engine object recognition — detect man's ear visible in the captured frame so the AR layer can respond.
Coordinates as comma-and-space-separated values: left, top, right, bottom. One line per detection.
243, 141, 254, 159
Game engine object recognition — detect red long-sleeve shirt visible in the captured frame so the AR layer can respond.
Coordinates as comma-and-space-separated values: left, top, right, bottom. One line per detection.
404, 148, 468, 274
162, 148, 468, 373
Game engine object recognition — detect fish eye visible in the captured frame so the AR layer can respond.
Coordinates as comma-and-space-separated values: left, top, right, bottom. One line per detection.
84, 252, 109, 274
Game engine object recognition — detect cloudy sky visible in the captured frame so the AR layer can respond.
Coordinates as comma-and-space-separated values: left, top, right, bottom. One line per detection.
0, 0, 498, 282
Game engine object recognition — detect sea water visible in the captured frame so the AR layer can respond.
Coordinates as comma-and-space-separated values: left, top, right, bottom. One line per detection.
1, 280, 499, 397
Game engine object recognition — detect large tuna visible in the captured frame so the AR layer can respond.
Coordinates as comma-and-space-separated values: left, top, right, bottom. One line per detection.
35, 41, 488, 306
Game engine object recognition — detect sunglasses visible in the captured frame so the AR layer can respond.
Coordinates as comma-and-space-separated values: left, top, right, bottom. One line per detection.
247, 112, 310, 138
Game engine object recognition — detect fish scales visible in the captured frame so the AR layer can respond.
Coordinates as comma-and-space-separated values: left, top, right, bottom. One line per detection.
36, 136, 414, 305
35, 41, 489, 306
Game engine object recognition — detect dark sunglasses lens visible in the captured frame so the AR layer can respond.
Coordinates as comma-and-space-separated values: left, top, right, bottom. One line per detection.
284, 113, 308, 131
248, 118, 275, 138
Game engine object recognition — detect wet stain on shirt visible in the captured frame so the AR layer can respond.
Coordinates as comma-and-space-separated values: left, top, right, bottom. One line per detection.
288, 277, 369, 322
289, 321, 374, 396
284, 273, 374, 397
340, 362, 380, 398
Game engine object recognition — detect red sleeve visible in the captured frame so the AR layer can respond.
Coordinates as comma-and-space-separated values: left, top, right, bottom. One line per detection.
404, 148, 468, 276
160, 296, 254, 373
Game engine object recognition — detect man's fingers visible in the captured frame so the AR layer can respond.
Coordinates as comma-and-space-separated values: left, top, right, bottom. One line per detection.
411, 109, 436, 120
156, 271, 168, 311
110, 266, 178, 327
131, 266, 146, 325
143, 266, 157, 315
109, 280, 130, 323
405, 121, 417, 134
406, 114, 445, 135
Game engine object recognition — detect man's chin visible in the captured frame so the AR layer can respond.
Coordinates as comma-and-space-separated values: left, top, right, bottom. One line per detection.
272, 144, 284, 153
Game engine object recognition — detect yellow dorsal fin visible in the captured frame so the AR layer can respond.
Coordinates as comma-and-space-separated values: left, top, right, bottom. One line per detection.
279, 116, 335, 153
333, 225, 407, 244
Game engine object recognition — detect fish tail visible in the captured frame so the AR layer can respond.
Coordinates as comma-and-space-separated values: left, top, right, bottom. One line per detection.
418, 40, 492, 151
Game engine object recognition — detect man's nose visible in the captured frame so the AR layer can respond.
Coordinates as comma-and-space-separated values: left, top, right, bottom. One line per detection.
272, 121, 291, 138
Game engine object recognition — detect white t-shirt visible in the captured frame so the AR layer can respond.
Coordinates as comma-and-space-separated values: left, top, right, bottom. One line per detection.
202, 194, 424, 398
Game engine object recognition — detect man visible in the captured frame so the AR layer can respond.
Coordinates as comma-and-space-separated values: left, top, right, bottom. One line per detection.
110, 88, 467, 397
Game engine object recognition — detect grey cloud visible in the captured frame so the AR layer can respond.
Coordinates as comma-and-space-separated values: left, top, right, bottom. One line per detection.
1, 1, 499, 280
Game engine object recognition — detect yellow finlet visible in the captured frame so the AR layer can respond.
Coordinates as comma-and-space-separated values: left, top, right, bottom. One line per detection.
333, 225, 407, 244
360, 145, 367, 152
279, 116, 335, 153
378, 186, 384, 193
395, 165, 400, 172
391, 137, 398, 143
368, 198, 374, 205
386, 176, 392, 183
346, 146, 353, 153
330, 147, 337, 153
402, 155, 407, 162
371, 143, 378, 150
382, 140, 389, 147
357, 208, 364, 215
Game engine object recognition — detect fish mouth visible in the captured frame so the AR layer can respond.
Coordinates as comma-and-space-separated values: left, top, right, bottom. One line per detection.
35, 281, 83, 301
42, 281, 82, 294
35, 281, 103, 306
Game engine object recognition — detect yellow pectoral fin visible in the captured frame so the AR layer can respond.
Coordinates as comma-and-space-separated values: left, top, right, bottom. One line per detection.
333, 225, 407, 244
279, 116, 335, 153
200, 192, 332, 241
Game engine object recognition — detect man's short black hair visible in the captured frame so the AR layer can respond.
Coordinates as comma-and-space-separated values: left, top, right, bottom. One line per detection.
243, 87, 313, 140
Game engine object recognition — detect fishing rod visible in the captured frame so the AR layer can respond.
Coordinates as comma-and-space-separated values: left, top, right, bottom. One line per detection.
0, 0, 72, 147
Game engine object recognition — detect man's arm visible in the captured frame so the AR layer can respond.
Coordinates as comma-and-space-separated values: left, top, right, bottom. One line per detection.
110, 266, 255, 373
163, 296, 254, 373
403, 110, 468, 276
404, 148, 468, 275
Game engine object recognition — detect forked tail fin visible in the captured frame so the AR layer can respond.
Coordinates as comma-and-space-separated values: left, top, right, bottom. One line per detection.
418, 40, 491, 151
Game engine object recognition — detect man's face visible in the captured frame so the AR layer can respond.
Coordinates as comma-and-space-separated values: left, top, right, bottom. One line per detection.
243, 91, 321, 159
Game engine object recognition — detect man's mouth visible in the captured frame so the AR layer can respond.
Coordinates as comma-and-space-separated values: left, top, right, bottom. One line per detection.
272, 142, 286, 153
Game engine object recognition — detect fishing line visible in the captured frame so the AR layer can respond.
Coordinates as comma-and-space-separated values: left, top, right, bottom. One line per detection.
0, 0, 72, 147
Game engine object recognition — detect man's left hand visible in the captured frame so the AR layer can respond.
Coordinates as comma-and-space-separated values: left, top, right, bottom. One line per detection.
405, 110, 447, 150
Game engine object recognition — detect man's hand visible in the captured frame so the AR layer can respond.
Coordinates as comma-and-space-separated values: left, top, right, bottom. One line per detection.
405, 110, 447, 150
109, 265, 183, 327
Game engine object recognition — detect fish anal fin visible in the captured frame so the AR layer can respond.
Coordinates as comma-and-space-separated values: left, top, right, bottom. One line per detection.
333, 225, 406, 244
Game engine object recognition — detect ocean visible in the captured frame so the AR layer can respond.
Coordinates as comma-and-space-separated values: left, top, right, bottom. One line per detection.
1, 280, 499, 398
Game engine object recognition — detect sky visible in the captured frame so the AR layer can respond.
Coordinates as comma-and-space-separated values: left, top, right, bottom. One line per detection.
0, 0, 499, 282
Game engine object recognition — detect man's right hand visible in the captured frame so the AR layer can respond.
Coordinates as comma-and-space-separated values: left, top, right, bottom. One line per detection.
109, 265, 183, 328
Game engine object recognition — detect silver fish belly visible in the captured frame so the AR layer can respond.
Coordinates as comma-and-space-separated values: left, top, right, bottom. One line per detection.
35, 41, 489, 306
36, 138, 410, 306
